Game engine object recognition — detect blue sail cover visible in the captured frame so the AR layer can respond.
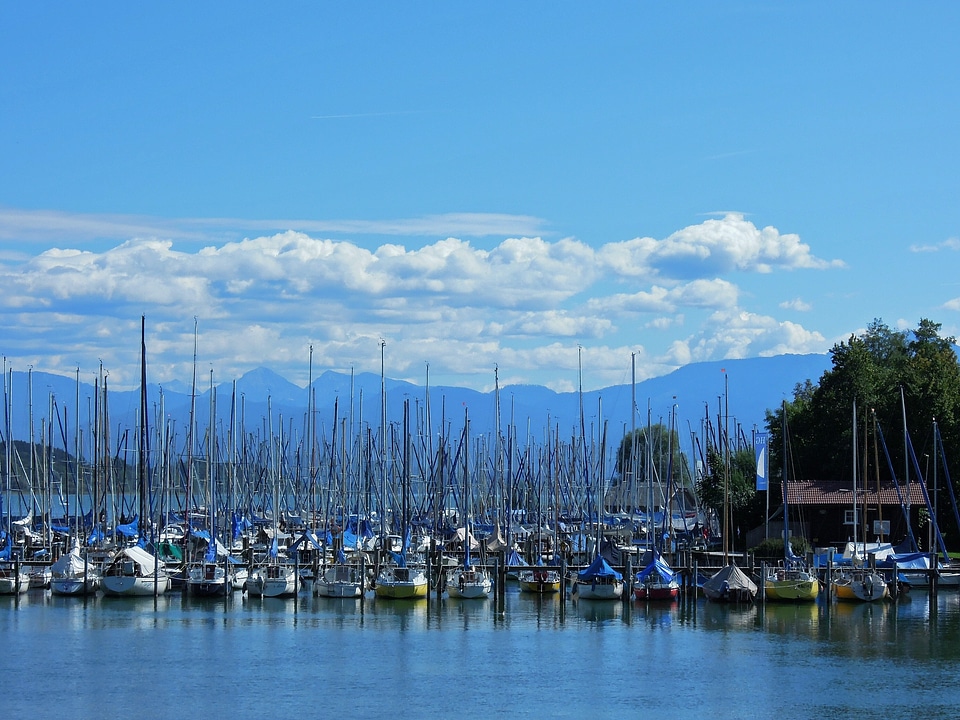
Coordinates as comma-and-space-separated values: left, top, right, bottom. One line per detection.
204, 537, 217, 562
579, 554, 622, 581
116, 516, 139, 538
342, 527, 360, 549
507, 548, 527, 567
287, 532, 324, 552
636, 554, 675, 583
231, 512, 252, 540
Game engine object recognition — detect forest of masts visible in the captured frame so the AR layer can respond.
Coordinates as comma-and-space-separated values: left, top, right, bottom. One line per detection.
2, 356, 744, 552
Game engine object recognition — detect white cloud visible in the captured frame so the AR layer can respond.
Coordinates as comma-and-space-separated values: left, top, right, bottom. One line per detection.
910, 237, 960, 253
587, 279, 738, 314
599, 213, 844, 281
0, 207, 547, 244
660, 309, 828, 367
779, 297, 812, 312
0, 213, 841, 390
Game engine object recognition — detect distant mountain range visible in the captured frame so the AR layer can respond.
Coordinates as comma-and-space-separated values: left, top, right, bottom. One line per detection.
1, 354, 833, 448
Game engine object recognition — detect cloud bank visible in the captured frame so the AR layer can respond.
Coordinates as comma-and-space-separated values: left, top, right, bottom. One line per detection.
0, 212, 840, 390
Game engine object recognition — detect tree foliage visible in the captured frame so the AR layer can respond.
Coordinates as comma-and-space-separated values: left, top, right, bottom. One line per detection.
696, 446, 765, 546
614, 423, 692, 488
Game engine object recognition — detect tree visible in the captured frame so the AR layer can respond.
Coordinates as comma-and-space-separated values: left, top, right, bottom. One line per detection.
615, 424, 691, 483
696, 446, 761, 548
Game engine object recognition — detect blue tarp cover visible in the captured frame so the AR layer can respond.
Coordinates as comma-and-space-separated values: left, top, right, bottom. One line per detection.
636, 554, 675, 583
880, 552, 932, 570
578, 554, 622, 581
506, 549, 527, 567
116, 517, 139, 538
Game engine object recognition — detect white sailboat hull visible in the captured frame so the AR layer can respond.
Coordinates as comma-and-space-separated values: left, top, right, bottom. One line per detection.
247, 566, 299, 598
51, 576, 99, 596
0, 572, 29, 595
102, 574, 169, 596
446, 568, 492, 599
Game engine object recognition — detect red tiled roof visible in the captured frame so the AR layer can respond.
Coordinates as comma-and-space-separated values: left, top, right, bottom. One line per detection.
787, 478, 926, 506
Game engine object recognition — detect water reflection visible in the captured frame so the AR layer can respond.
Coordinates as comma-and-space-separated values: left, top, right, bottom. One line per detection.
8, 583, 960, 643
699, 599, 759, 630
571, 596, 624, 625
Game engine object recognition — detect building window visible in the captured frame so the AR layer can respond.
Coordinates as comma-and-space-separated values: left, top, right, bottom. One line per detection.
843, 510, 858, 526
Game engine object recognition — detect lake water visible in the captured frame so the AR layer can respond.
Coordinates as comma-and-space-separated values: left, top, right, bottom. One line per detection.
3, 587, 959, 719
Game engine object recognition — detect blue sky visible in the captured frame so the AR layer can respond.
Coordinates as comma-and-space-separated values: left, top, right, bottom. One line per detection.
1, 3, 958, 393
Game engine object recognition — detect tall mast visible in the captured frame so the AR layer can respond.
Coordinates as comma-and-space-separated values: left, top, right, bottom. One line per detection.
722, 371, 730, 564
852, 399, 858, 550
379, 339, 386, 545
139, 315, 149, 543
186, 318, 198, 542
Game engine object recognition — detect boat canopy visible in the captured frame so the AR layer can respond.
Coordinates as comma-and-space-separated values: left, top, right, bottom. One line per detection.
578, 554, 622, 581
636, 554, 675, 584
52, 545, 87, 575
701, 563, 757, 596
112, 545, 161, 574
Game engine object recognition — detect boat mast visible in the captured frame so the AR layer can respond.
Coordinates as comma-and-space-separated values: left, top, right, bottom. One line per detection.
722, 372, 730, 564
852, 399, 858, 553
139, 316, 150, 546
781, 400, 789, 560
379, 339, 386, 549
186, 318, 198, 545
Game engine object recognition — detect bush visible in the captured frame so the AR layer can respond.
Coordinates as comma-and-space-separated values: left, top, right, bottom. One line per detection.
751, 536, 810, 563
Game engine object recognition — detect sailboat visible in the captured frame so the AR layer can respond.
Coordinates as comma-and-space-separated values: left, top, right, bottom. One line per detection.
764, 402, 820, 602
704, 372, 758, 604
186, 374, 233, 597
0, 558, 29, 595
446, 409, 492, 600
246, 555, 299, 598
316, 548, 365, 598
101, 544, 171, 596
247, 415, 299, 599
518, 414, 561, 594
570, 352, 623, 602
186, 536, 232, 597
634, 398, 680, 601
634, 552, 680, 601
518, 566, 561, 594
103, 318, 170, 598
832, 400, 888, 603
572, 553, 623, 600
50, 540, 100, 596
375, 399, 428, 600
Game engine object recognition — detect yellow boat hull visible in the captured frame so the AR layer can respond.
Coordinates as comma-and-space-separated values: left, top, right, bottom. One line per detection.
374, 579, 428, 599
764, 576, 820, 602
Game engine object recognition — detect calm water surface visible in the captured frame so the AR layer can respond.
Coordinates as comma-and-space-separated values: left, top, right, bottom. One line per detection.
3, 587, 959, 719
